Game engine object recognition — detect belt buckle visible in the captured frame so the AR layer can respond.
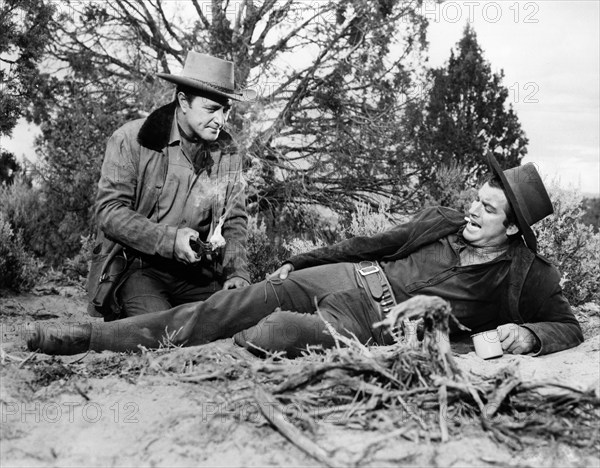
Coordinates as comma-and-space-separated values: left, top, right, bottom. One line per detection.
358, 262, 380, 276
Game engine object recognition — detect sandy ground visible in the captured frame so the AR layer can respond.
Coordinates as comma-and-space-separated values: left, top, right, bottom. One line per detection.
1, 288, 599, 468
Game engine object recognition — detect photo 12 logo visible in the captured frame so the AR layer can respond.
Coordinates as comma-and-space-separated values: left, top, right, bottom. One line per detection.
418, 1, 540, 24
508, 82, 540, 104
1, 401, 140, 424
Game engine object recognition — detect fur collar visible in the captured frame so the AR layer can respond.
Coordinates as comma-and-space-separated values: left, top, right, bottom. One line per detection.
137, 101, 176, 151
137, 101, 233, 152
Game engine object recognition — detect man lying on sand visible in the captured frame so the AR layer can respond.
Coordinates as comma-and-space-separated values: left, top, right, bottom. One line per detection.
27, 154, 582, 357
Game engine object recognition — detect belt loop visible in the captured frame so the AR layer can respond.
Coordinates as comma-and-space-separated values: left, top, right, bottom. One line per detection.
357, 261, 380, 276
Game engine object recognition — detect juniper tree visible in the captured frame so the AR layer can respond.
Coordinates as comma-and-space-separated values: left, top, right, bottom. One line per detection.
404, 24, 528, 205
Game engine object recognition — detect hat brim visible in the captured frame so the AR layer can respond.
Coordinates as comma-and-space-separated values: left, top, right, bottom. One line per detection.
487, 152, 537, 252
157, 73, 256, 102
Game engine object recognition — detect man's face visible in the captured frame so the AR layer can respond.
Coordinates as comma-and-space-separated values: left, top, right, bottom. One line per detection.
463, 182, 518, 247
178, 92, 232, 142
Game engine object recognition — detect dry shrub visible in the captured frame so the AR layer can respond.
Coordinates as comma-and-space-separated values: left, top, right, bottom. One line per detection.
0, 177, 46, 256
62, 234, 95, 281
536, 182, 600, 306
426, 161, 477, 213
0, 212, 41, 292
283, 238, 326, 257
346, 201, 395, 237
247, 216, 289, 283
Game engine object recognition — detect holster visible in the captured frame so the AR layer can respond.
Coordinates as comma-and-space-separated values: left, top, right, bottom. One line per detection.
87, 244, 131, 318
355, 261, 397, 316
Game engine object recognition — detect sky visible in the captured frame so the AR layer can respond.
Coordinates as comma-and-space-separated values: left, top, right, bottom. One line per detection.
426, 0, 599, 195
2, 0, 599, 195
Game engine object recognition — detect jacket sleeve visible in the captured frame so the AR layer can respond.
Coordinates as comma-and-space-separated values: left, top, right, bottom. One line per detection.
288, 225, 413, 270
519, 260, 583, 355
288, 206, 465, 270
96, 127, 178, 258
220, 170, 250, 283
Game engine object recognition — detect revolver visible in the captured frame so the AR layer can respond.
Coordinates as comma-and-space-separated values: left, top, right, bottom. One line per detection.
189, 238, 222, 261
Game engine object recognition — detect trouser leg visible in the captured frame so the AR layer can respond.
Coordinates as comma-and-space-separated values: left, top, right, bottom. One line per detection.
89, 263, 359, 352
234, 287, 382, 357
117, 266, 172, 317
117, 260, 221, 318
234, 310, 335, 358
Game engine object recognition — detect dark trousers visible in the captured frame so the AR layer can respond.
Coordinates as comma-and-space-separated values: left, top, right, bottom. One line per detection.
90, 263, 388, 356
116, 257, 222, 318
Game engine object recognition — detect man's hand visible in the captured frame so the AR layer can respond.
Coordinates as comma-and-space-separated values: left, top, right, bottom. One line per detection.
268, 263, 294, 280
174, 228, 202, 264
222, 277, 250, 290
497, 324, 539, 354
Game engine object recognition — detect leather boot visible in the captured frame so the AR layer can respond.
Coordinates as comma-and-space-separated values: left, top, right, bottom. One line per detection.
25, 323, 92, 355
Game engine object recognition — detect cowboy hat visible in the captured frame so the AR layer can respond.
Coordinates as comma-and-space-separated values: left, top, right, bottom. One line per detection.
487, 152, 553, 252
157, 51, 255, 101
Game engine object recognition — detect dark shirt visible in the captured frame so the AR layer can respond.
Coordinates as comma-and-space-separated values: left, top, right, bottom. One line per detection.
380, 234, 511, 334
157, 115, 217, 242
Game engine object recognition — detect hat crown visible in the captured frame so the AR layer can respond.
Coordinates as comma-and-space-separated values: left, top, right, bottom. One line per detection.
181, 52, 235, 91
156, 51, 254, 101
487, 153, 553, 252
502, 163, 553, 226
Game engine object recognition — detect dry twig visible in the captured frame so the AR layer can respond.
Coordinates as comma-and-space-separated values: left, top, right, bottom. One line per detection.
254, 385, 340, 467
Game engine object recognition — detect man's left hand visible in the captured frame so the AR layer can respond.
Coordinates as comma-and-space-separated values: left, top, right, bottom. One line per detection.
222, 277, 250, 290
497, 324, 539, 354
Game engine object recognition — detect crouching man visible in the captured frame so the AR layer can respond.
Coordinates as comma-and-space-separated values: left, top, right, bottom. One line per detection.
27, 154, 582, 357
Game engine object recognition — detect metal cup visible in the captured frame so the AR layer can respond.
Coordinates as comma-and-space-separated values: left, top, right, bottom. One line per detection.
471, 329, 504, 359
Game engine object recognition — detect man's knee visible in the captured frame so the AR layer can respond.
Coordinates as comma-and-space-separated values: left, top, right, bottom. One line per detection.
233, 310, 332, 357
234, 315, 287, 351
120, 294, 172, 318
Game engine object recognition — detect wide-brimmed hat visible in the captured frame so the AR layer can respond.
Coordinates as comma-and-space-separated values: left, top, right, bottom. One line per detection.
487, 152, 553, 252
157, 51, 255, 102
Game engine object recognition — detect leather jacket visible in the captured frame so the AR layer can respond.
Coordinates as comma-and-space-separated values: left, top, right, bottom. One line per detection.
86, 102, 249, 315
